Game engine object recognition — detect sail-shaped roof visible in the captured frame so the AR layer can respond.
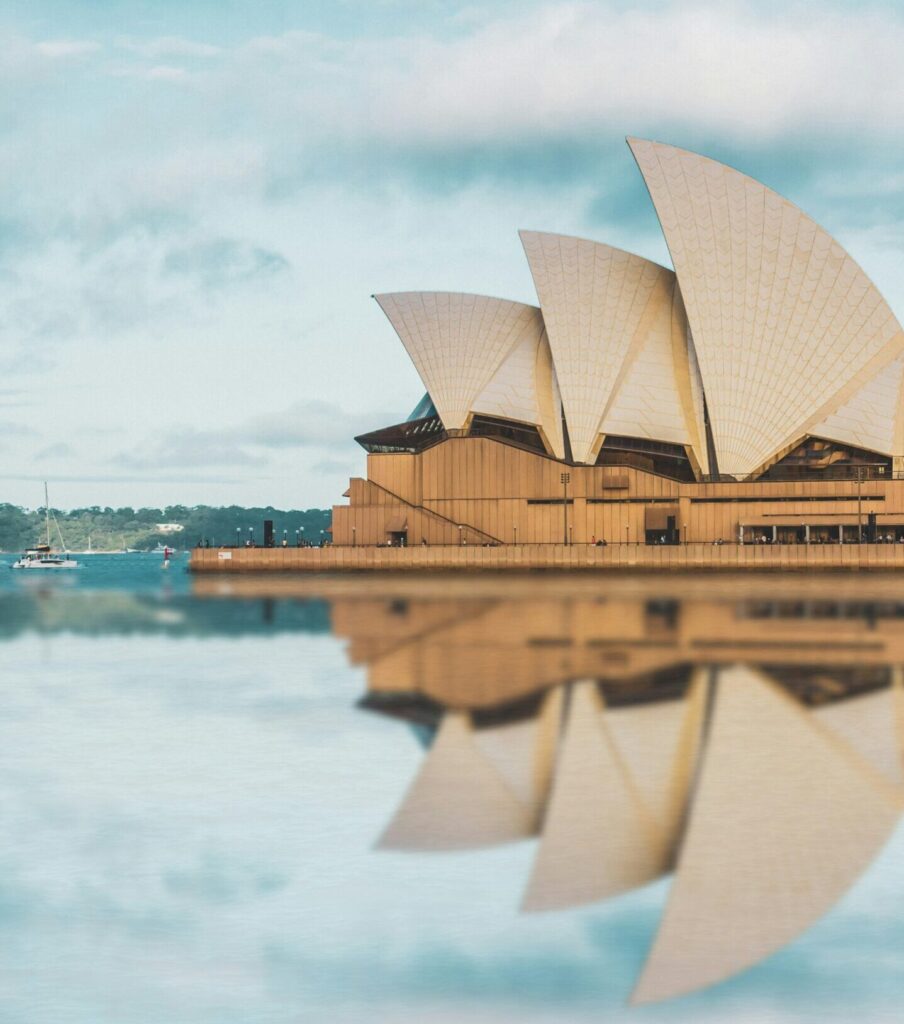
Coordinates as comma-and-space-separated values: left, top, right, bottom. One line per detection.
597, 278, 709, 474
470, 324, 565, 458
632, 666, 903, 1005
813, 683, 904, 791
377, 711, 534, 851
374, 292, 547, 431
473, 687, 564, 828
628, 138, 904, 478
808, 353, 904, 457
522, 682, 674, 911
603, 673, 707, 845
520, 232, 698, 465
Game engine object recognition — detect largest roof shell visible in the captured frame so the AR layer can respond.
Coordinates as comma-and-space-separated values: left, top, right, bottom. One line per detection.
629, 138, 904, 479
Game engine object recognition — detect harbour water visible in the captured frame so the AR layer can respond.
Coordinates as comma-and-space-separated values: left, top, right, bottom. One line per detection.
3, 554, 904, 1023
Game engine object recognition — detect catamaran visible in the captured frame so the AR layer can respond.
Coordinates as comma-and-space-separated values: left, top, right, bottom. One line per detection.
12, 483, 79, 570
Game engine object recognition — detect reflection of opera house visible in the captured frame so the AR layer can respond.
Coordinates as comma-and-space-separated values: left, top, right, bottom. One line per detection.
335, 580, 904, 1003
333, 139, 904, 550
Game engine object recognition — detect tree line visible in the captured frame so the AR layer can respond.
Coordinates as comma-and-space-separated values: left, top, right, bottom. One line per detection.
0, 503, 332, 552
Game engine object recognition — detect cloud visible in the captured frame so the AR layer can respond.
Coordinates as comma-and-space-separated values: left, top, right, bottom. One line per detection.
112, 428, 261, 470
0, 420, 37, 436
111, 2, 897, 240
240, 400, 391, 450
35, 39, 100, 59
119, 36, 222, 60
144, 64, 190, 82
163, 852, 288, 905
164, 238, 289, 289
34, 442, 75, 459
109, 400, 389, 474
375, 4, 904, 146
311, 458, 357, 475
203, 4, 904, 175
0, 471, 246, 485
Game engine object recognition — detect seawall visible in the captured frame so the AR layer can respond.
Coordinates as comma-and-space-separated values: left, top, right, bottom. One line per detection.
190, 542, 904, 573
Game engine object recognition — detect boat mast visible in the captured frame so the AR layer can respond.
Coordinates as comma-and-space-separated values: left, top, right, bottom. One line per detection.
44, 481, 51, 547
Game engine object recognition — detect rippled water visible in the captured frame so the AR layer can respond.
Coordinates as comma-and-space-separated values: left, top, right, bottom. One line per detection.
2, 555, 904, 1023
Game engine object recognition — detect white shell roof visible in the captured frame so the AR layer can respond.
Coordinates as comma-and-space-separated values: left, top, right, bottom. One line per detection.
375, 292, 547, 431
809, 353, 904, 457
521, 231, 697, 465
629, 137, 904, 478
470, 324, 565, 458
376, 142, 904, 474
598, 276, 707, 470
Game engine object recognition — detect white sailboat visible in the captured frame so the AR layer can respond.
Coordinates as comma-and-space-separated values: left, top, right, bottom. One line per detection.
12, 483, 78, 570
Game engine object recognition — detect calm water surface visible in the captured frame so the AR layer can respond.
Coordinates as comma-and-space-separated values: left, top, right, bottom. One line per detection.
2, 554, 904, 1023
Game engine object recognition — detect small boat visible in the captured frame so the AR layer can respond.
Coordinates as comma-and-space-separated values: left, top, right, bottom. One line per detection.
11, 483, 79, 570
13, 544, 79, 569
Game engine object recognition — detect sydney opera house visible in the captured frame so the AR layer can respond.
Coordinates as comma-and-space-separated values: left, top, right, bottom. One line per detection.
331, 138, 904, 550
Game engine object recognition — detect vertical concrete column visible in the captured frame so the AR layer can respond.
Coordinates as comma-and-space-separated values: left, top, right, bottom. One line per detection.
804, 524, 810, 544
772, 525, 778, 544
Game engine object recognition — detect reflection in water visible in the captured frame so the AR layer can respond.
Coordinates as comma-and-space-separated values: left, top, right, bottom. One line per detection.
9, 570, 904, 1012
316, 576, 904, 1004
0, 589, 330, 638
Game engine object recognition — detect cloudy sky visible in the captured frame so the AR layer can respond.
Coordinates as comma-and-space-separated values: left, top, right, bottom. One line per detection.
4, 0, 904, 510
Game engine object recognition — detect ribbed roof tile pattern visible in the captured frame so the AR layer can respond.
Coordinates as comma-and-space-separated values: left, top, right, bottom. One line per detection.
629, 138, 904, 478
377, 712, 534, 851
633, 667, 902, 1004
599, 278, 705, 462
375, 293, 546, 431
471, 326, 565, 457
522, 682, 670, 911
521, 232, 686, 464
684, 329, 710, 476
810, 354, 904, 456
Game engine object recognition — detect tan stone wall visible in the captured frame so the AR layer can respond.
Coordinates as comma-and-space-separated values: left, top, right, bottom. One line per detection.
337, 436, 904, 548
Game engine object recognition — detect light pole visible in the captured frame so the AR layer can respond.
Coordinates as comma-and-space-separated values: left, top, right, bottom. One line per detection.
319, 529, 324, 547
560, 472, 570, 545
248, 526, 253, 546
235, 527, 240, 548
625, 524, 630, 545
295, 528, 300, 547
283, 529, 288, 547
300, 526, 305, 547
513, 524, 517, 545
352, 526, 357, 547
458, 524, 463, 547
857, 465, 863, 543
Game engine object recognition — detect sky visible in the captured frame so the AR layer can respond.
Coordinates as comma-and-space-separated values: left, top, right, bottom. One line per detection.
3, 0, 904, 510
